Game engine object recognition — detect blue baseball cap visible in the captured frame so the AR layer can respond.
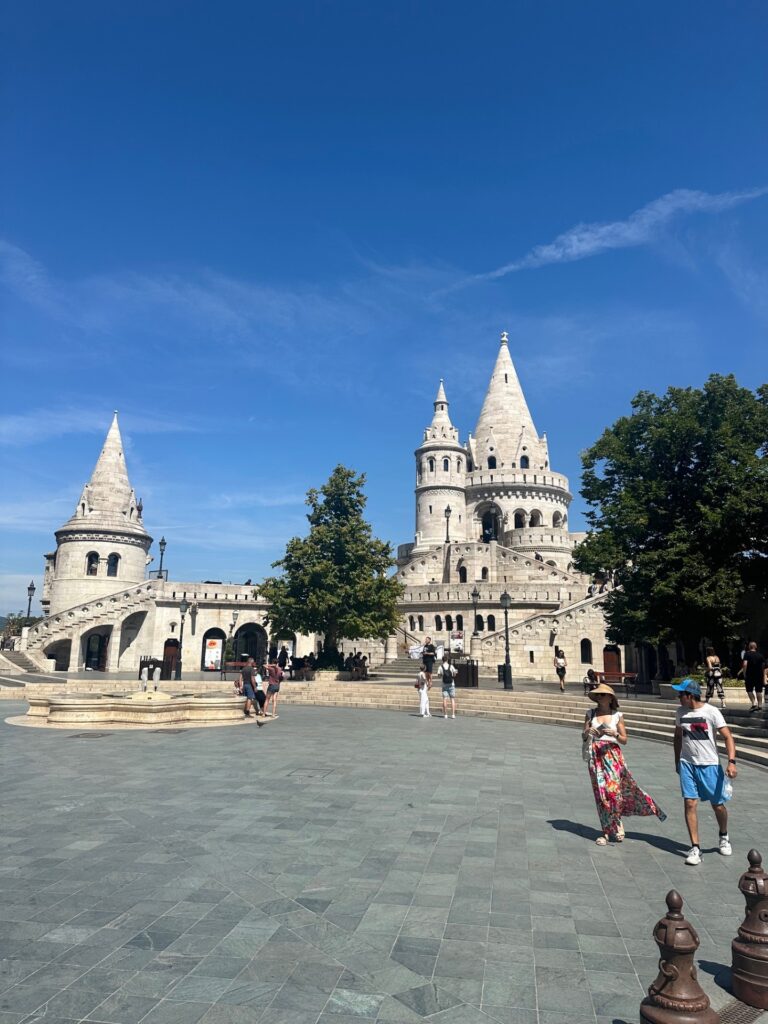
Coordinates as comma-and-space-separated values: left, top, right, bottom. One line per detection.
671, 678, 701, 697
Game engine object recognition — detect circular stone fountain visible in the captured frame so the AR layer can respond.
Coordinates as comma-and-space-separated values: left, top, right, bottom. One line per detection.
10, 689, 249, 729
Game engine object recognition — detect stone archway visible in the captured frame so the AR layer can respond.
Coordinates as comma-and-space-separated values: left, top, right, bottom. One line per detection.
234, 622, 268, 664
118, 611, 148, 668
82, 628, 112, 671
201, 627, 227, 671
476, 502, 503, 543
44, 639, 71, 672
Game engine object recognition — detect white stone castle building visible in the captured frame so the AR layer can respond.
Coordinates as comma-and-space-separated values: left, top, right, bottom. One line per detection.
23, 334, 618, 682
395, 333, 619, 680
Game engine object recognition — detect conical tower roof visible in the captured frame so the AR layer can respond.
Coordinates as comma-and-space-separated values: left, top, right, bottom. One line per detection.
472, 332, 549, 470
420, 380, 461, 447
58, 413, 149, 538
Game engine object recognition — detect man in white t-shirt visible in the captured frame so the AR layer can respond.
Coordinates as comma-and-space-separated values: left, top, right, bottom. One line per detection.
672, 677, 737, 866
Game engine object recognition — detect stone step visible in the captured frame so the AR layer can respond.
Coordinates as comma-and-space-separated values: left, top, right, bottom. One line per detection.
1, 651, 40, 672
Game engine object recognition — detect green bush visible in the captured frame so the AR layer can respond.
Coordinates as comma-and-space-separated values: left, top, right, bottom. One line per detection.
670, 673, 741, 689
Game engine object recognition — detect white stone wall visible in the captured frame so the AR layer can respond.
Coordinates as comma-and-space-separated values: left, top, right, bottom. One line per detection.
47, 532, 150, 615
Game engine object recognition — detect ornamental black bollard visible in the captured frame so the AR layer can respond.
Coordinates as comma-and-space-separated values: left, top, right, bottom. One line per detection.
731, 849, 768, 1009
640, 890, 718, 1024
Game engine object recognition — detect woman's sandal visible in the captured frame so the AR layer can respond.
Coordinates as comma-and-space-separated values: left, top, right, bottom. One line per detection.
616, 826, 625, 843
595, 836, 608, 846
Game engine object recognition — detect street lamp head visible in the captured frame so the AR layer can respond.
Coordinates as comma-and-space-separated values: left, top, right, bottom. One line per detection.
232, 610, 239, 625
444, 505, 452, 519
471, 585, 480, 602
179, 598, 189, 615
500, 590, 512, 610
27, 580, 36, 598
159, 537, 167, 554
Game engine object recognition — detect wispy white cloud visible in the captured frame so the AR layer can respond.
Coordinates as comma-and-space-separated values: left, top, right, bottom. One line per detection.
464, 186, 768, 284
0, 407, 206, 447
712, 243, 768, 325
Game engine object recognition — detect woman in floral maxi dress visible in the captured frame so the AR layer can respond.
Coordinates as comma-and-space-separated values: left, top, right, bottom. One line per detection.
583, 683, 666, 845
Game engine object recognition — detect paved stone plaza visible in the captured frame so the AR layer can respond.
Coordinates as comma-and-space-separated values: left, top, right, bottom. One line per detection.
1, 704, 766, 1024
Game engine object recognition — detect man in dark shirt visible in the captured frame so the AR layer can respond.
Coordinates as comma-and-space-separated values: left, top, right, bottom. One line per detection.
742, 642, 766, 712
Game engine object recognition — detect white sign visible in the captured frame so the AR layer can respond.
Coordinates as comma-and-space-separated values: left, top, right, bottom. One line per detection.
450, 631, 464, 653
204, 637, 223, 671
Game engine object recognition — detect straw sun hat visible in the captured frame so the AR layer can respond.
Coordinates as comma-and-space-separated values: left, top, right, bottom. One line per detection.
587, 682, 619, 710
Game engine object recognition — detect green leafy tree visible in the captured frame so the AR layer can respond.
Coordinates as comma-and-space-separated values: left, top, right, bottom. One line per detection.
573, 375, 768, 662
260, 465, 403, 661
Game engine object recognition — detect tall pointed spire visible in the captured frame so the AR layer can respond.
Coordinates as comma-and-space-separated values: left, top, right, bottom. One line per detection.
473, 332, 549, 470
59, 413, 148, 536
424, 379, 459, 443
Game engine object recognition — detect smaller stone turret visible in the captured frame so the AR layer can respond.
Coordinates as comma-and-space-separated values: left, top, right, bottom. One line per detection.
42, 414, 152, 615
413, 380, 467, 550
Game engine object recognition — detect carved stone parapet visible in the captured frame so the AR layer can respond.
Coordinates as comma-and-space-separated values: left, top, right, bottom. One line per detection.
640, 890, 718, 1024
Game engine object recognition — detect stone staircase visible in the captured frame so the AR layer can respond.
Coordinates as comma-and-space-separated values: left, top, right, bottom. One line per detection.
1, 651, 41, 673
278, 681, 768, 770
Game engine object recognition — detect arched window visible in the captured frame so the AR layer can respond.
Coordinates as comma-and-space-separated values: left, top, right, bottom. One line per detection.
514, 511, 526, 529
417, 615, 424, 631
443, 458, 449, 472
520, 455, 529, 469
553, 511, 563, 528
80, 503, 85, 516
458, 566, 467, 583
487, 456, 497, 469
487, 614, 496, 631
581, 638, 593, 664
445, 614, 453, 631
481, 567, 489, 581
456, 458, 462, 473
456, 614, 464, 631
467, 460, 473, 472
435, 615, 443, 631
428, 458, 435, 472
417, 464, 422, 483
530, 510, 543, 527
86, 552, 99, 576
107, 553, 120, 578
475, 615, 484, 632
409, 615, 416, 632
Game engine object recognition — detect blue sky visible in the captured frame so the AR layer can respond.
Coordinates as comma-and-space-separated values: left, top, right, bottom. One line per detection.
1, 1, 767, 615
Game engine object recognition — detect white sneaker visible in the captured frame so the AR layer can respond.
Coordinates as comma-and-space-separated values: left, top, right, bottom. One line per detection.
685, 846, 702, 866
719, 836, 732, 856
451, 714, 456, 719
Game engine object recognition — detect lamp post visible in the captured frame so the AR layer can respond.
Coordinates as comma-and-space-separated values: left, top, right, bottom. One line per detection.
230, 609, 239, 659
158, 537, 166, 579
444, 505, 452, 543
500, 590, 513, 690
471, 586, 480, 636
26, 580, 36, 620
175, 597, 189, 680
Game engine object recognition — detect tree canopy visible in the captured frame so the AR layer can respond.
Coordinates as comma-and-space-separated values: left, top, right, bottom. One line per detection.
259, 465, 403, 660
573, 374, 768, 659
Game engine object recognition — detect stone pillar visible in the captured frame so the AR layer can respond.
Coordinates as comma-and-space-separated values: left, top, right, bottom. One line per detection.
731, 849, 768, 1009
67, 632, 82, 673
384, 634, 398, 664
19, 626, 29, 651
106, 623, 122, 673
640, 890, 718, 1024
469, 634, 482, 661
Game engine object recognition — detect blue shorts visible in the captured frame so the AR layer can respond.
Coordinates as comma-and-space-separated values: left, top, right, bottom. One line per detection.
679, 761, 729, 804
243, 683, 257, 701
442, 684, 456, 698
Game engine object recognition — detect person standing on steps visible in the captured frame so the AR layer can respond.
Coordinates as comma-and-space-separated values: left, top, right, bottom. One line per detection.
704, 647, 726, 708
422, 637, 437, 687
554, 648, 567, 692
741, 642, 766, 713
440, 657, 458, 719
416, 666, 431, 717
672, 678, 737, 866
582, 683, 666, 846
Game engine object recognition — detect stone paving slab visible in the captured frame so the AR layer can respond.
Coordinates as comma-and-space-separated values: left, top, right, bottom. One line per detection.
0, 701, 766, 1024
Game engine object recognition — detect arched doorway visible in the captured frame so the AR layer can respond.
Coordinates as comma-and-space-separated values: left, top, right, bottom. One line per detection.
478, 503, 503, 543
44, 639, 71, 672
201, 627, 227, 671
603, 645, 622, 675
83, 631, 110, 671
119, 611, 148, 668
163, 638, 179, 679
234, 622, 268, 664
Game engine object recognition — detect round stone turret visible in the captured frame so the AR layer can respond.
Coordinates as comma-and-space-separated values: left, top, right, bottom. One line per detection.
413, 380, 467, 549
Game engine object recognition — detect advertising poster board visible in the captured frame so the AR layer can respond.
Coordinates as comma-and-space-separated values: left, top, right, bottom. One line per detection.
204, 637, 223, 671
450, 631, 464, 653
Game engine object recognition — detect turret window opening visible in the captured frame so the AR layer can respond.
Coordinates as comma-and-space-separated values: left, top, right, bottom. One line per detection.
504, 373, 508, 383
409, 616, 416, 631
107, 553, 120, 578
475, 615, 484, 632
456, 614, 464, 631
417, 615, 424, 631
443, 458, 449, 472
429, 505, 432, 514
456, 458, 462, 473
553, 511, 563, 528
86, 552, 99, 576
481, 567, 489, 581
581, 638, 593, 664
458, 566, 467, 583
435, 615, 443, 631
530, 510, 543, 528
81, 503, 86, 516
487, 456, 497, 469
428, 458, 435, 473
520, 455, 529, 469
487, 614, 496, 631
445, 614, 453, 631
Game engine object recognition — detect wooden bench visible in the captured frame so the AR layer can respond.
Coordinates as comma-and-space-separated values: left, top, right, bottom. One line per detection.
598, 671, 640, 698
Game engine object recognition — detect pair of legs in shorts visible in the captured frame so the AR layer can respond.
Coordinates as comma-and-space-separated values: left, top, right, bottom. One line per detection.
442, 683, 456, 718
745, 679, 764, 712
678, 760, 731, 863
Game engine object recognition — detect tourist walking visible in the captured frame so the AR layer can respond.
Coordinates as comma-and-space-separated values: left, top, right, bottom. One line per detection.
704, 647, 726, 708
265, 659, 283, 718
253, 664, 267, 716
422, 637, 437, 686
277, 645, 289, 672
582, 667, 598, 696
440, 657, 458, 719
582, 682, 666, 846
240, 657, 258, 718
672, 678, 737, 865
741, 642, 766, 712
416, 667, 431, 717
554, 648, 567, 692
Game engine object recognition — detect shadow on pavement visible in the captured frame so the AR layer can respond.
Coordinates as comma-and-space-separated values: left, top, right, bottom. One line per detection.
548, 818, 689, 854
